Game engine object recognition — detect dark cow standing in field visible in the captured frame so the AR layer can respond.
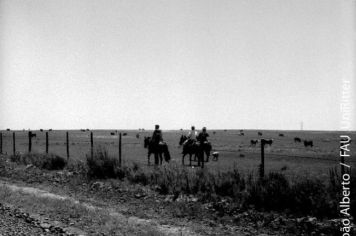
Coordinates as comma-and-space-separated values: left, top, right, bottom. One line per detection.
304, 140, 313, 147
110, 132, 115, 135
279, 133, 284, 137
250, 139, 259, 146
294, 137, 302, 143
144, 137, 170, 165
262, 139, 273, 146
258, 132, 263, 136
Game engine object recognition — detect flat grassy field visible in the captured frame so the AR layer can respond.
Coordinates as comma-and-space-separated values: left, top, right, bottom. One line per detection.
1, 129, 355, 180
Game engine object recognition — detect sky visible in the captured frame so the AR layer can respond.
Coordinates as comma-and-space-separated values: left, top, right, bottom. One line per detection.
0, 0, 355, 131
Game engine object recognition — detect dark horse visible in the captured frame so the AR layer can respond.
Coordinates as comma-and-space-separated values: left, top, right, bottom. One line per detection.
179, 135, 211, 167
144, 137, 171, 165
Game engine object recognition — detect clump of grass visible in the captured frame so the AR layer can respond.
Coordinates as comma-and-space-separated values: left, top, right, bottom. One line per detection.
10, 152, 66, 170
86, 146, 118, 179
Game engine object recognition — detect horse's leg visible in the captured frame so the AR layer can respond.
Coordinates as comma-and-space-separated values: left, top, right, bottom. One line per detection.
159, 152, 163, 165
147, 151, 151, 165
205, 150, 210, 162
189, 154, 192, 166
154, 152, 158, 165
182, 153, 185, 166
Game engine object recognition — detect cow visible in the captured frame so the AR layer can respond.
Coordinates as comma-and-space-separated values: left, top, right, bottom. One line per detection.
294, 137, 302, 143
304, 140, 313, 147
250, 139, 259, 146
262, 139, 273, 146
239, 132, 244, 136
123, 133, 128, 136
279, 133, 284, 137
136, 133, 140, 139
110, 132, 115, 135
258, 132, 263, 136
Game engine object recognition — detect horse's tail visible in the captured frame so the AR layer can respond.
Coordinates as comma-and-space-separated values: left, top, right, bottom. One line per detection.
163, 145, 171, 162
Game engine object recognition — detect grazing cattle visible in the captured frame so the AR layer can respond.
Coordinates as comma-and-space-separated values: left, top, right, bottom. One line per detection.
30, 133, 36, 138
262, 139, 273, 146
80, 129, 86, 132
239, 132, 244, 136
123, 133, 128, 136
136, 133, 140, 139
279, 133, 284, 137
110, 132, 115, 135
40, 129, 43, 132
250, 139, 259, 146
304, 140, 313, 147
212, 151, 219, 161
49, 129, 53, 131
258, 132, 263, 136
144, 137, 171, 165
6, 128, 10, 131
294, 137, 301, 143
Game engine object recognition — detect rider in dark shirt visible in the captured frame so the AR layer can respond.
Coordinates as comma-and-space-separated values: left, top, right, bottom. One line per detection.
197, 127, 209, 144
151, 124, 163, 144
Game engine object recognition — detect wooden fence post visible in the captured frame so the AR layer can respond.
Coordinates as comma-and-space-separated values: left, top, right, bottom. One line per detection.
28, 131, 32, 153
90, 132, 93, 158
66, 132, 69, 160
260, 139, 265, 178
119, 133, 122, 167
46, 132, 49, 154
13, 132, 16, 156
0, 132, 2, 154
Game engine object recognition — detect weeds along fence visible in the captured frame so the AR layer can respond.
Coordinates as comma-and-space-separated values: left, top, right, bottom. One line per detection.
0, 131, 352, 174
0, 131, 125, 167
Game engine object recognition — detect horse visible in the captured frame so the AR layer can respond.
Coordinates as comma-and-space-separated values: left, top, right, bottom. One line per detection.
258, 132, 263, 136
144, 137, 171, 165
179, 135, 211, 167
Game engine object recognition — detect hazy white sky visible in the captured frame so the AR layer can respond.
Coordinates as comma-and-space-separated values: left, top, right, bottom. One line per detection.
0, 0, 355, 130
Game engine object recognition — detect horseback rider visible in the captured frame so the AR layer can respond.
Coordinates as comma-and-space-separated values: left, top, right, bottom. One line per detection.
197, 127, 209, 145
184, 126, 198, 146
151, 124, 163, 145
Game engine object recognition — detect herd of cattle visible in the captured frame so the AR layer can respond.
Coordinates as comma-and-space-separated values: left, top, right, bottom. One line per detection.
242, 130, 314, 148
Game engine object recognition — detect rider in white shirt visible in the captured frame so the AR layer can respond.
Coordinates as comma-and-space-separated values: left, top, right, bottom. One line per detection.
188, 126, 198, 141
184, 126, 198, 145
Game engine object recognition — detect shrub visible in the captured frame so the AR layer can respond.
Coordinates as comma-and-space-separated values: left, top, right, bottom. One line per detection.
246, 172, 291, 211
86, 146, 118, 179
10, 153, 66, 170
